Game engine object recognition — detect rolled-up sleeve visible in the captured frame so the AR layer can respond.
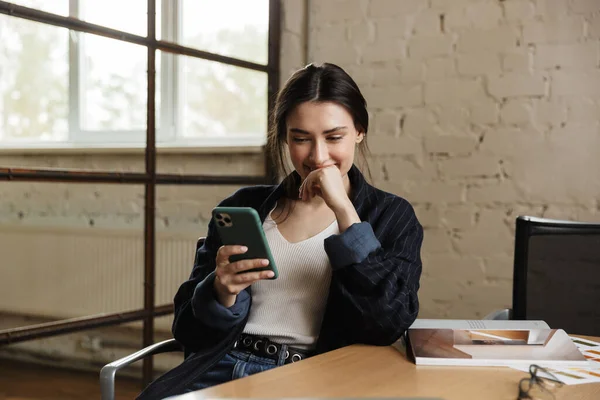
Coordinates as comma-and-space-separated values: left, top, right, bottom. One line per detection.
324, 222, 381, 270
191, 271, 250, 331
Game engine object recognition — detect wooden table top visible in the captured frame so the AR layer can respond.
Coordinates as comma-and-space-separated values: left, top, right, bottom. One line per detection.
174, 335, 600, 400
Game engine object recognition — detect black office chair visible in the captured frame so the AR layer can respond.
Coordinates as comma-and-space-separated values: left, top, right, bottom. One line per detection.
484, 216, 600, 336
100, 237, 205, 400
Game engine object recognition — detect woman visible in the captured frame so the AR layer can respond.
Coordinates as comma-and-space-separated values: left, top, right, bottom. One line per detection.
138, 63, 423, 399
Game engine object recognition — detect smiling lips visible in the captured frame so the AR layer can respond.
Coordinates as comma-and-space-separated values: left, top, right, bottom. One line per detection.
304, 164, 336, 172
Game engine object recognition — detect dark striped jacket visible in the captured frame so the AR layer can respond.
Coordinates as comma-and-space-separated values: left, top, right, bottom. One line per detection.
138, 165, 423, 399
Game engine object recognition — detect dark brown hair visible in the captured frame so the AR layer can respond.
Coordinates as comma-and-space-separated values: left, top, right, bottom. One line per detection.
266, 63, 371, 198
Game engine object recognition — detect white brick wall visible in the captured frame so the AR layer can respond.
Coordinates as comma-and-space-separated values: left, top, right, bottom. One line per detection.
303, 0, 600, 319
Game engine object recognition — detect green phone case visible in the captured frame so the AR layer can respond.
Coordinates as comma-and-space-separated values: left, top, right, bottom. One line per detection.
212, 207, 278, 279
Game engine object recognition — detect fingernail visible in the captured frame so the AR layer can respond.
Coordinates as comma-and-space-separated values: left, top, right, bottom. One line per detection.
240, 246, 248, 252
267, 271, 275, 278
262, 259, 269, 266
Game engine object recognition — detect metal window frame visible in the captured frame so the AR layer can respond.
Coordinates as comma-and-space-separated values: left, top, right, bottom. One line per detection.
0, 0, 280, 387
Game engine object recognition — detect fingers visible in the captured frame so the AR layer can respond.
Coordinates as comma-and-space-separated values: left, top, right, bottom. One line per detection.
299, 177, 321, 201
216, 245, 247, 266
215, 267, 274, 295
214, 246, 273, 295
233, 258, 271, 274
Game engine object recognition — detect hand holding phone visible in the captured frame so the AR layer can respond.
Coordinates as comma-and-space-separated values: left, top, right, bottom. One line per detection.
211, 207, 278, 307
213, 245, 274, 307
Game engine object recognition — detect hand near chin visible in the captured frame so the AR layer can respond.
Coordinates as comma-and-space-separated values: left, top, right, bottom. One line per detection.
298, 165, 351, 211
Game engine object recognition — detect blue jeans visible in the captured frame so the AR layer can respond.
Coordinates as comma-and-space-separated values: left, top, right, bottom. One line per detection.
181, 349, 281, 393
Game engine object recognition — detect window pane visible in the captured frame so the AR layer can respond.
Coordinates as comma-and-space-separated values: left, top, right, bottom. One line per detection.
80, 34, 160, 132
181, 0, 269, 65
0, 15, 68, 141
79, 0, 147, 36
181, 57, 268, 139
7, 0, 68, 15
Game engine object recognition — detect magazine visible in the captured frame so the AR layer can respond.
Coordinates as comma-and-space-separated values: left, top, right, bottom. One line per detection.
511, 336, 600, 385
406, 323, 590, 367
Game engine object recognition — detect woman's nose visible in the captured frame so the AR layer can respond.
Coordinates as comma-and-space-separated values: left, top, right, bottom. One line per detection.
309, 141, 328, 164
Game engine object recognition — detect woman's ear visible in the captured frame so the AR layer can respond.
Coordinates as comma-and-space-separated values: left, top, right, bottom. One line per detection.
356, 132, 365, 144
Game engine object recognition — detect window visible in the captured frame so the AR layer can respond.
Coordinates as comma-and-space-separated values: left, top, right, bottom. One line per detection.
0, 0, 272, 149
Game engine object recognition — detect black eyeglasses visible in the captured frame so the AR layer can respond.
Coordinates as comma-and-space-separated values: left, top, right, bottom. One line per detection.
518, 364, 565, 400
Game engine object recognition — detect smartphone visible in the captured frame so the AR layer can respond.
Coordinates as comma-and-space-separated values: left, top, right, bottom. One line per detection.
212, 206, 278, 279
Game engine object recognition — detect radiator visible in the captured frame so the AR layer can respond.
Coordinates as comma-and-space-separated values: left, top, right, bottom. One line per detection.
0, 225, 199, 331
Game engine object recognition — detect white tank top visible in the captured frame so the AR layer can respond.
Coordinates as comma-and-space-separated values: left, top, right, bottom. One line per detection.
242, 211, 339, 350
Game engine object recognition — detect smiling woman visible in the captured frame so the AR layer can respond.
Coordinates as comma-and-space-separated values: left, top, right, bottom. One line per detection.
138, 63, 425, 399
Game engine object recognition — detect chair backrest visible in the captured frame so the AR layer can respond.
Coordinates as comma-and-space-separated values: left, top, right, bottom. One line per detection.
513, 216, 600, 336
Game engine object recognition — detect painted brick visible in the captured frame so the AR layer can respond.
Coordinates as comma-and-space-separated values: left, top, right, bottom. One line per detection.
457, 52, 501, 76
375, 17, 407, 39
282, 0, 305, 35
362, 84, 423, 109
523, 18, 584, 44
413, 205, 442, 228
433, 104, 470, 130
314, 24, 348, 47
425, 57, 457, 79
533, 99, 567, 127
312, 0, 364, 24
384, 157, 438, 181
398, 60, 426, 83
402, 109, 437, 136
348, 21, 375, 47
443, 207, 475, 230
368, 0, 424, 18
373, 111, 401, 136
535, 43, 599, 69
369, 61, 423, 87
312, 43, 359, 65
412, 11, 443, 36
458, 27, 519, 53
405, 181, 465, 203
552, 70, 600, 96
362, 37, 406, 62
570, 0, 600, 13
488, 73, 547, 99
425, 79, 485, 104
439, 155, 501, 178
368, 135, 422, 156
500, 100, 532, 125
470, 100, 500, 125
590, 14, 600, 39
409, 34, 454, 59
503, 0, 536, 22
465, 1, 503, 29
422, 229, 455, 253
484, 255, 514, 280
566, 97, 600, 122
502, 50, 531, 72
480, 127, 545, 157
424, 136, 478, 155
424, 254, 486, 282
468, 181, 523, 203
453, 210, 514, 257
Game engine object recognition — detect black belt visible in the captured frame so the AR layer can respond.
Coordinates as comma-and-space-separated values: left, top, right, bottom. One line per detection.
233, 333, 312, 365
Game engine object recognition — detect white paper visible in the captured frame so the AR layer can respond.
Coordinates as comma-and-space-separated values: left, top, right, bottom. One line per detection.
510, 336, 600, 385
410, 319, 551, 330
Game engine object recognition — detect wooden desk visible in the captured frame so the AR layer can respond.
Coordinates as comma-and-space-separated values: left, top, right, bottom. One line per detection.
174, 336, 600, 400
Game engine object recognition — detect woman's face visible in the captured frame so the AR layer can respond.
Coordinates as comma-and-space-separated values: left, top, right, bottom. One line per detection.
285, 101, 364, 181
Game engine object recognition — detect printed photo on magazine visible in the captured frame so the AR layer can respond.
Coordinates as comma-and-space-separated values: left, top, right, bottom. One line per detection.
407, 328, 590, 367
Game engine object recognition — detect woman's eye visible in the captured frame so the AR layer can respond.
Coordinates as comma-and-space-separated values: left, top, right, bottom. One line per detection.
292, 137, 309, 143
327, 136, 343, 141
